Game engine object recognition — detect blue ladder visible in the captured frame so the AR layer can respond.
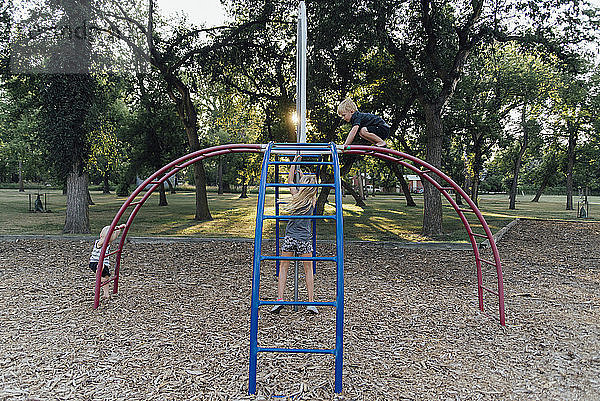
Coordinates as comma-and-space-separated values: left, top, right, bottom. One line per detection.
249, 142, 345, 394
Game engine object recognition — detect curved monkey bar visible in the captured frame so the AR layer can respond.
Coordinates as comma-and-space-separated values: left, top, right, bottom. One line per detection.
94, 143, 505, 326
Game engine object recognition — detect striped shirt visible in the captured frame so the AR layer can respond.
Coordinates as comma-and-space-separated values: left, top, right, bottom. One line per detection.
89, 240, 110, 266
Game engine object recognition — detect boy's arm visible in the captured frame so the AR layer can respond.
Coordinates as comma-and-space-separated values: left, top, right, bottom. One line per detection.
343, 125, 359, 147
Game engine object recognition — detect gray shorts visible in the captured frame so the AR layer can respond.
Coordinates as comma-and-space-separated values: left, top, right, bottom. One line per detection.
281, 236, 313, 254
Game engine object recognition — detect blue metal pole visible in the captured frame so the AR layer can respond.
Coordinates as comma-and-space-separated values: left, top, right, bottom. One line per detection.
248, 142, 273, 395
331, 143, 345, 393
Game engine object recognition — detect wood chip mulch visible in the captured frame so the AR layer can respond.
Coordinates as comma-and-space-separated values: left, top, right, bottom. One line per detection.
0, 219, 599, 400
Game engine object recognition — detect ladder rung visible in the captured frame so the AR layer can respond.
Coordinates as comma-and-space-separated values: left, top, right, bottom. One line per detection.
440, 187, 453, 191
130, 201, 143, 206
269, 161, 333, 166
99, 276, 115, 287
272, 146, 330, 150
420, 169, 432, 174
258, 347, 336, 355
106, 249, 120, 257
470, 232, 488, 238
478, 258, 497, 266
267, 183, 334, 188
271, 150, 333, 155
481, 285, 499, 296
260, 300, 336, 307
458, 208, 475, 213
272, 142, 332, 146
261, 256, 336, 262
263, 215, 336, 220
149, 181, 161, 185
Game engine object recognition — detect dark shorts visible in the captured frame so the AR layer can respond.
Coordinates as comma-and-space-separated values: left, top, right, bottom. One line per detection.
89, 262, 110, 278
364, 125, 390, 139
282, 236, 313, 254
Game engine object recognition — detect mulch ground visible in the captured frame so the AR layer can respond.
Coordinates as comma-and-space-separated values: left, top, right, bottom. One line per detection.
0, 219, 599, 401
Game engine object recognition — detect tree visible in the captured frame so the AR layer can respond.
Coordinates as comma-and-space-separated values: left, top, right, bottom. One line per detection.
373, 0, 598, 233
93, 0, 271, 220
551, 72, 594, 210
19, 0, 98, 233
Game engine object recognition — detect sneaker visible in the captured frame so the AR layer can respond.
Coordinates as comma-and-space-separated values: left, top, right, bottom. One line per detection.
375, 141, 387, 148
306, 305, 318, 314
270, 299, 284, 314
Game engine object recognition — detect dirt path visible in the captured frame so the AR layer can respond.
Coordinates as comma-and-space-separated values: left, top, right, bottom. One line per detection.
0, 219, 598, 400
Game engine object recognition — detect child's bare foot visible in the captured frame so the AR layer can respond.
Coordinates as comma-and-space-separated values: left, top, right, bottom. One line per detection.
375, 141, 387, 147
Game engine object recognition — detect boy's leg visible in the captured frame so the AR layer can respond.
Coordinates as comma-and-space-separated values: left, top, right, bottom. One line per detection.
101, 264, 111, 299
301, 255, 318, 314
101, 276, 110, 298
359, 127, 386, 146
301, 255, 314, 302
271, 252, 292, 313
277, 252, 293, 300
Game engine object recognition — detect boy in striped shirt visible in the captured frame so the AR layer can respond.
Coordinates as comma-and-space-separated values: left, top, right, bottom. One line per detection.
89, 224, 126, 299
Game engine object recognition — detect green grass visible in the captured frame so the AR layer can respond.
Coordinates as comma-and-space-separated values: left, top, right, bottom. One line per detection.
0, 188, 597, 242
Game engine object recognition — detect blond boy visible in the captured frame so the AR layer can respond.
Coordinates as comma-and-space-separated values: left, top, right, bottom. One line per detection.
89, 224, 126, 299
337, 97, 389, 147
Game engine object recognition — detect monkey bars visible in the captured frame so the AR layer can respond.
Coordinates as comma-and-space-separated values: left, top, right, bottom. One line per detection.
94, 142, 506, 396
95, 143, 505, 325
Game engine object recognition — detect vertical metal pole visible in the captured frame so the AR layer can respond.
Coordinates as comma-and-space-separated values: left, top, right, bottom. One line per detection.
295, 1, 307, 310
275, 155, 280, 277
296, 1, 307, 143
331, 144, 344, 393
249, 143, 272, 395
293, 161, 301, 312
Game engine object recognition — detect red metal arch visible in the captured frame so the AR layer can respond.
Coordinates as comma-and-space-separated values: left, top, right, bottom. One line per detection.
94, 144, 263, 308
344, 145, 505, 325
95, 143, 505, 326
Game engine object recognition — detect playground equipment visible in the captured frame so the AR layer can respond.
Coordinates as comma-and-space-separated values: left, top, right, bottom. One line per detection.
249, 142, 344, 393
94, 143, 506, 392
94, 1, 504, 396
578, 186, 590, 218
28, 192, 48, 213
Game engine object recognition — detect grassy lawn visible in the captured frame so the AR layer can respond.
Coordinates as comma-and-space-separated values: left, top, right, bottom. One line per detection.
0, 188, 597, 242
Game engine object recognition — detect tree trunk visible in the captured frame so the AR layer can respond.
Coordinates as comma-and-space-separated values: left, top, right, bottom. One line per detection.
358, 171, 365, 200
509, 106, 529, 210
166, 75, 211, 221
239, 177, 248, 199
385, 161, 416, 207
103, 174, 110, 194
565, 125, 577, 210
217, 156, 224, 195
64, 166, 90, 234
470, 137, 483, 206
342, 179, 367, 207
158, 182, 168, 206
422, 103, 443, 237
471, 179, 479, 207
531, 174, 549, 202
194, 163, 211, 220
166, 178, 176, 194
18, 160, 24, 192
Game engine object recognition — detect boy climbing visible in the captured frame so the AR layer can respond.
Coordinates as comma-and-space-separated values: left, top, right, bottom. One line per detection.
337, 97, 390, 148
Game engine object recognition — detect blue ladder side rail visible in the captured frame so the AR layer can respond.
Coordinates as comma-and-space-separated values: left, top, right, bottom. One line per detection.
248, 142, 345, 395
